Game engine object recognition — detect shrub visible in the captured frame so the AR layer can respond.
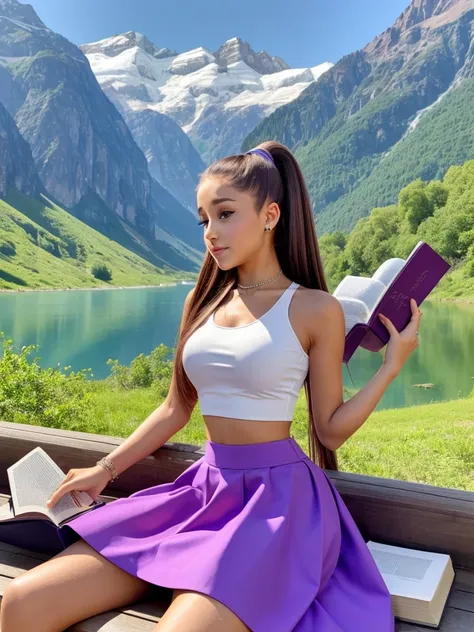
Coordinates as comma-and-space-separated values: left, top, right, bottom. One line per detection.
0, 240, 16, 256
465, 259, 474, 278
38, 233, 62, 258
91, 263, 112, 281
0, 333, 93, 431
106, 343, 174, 396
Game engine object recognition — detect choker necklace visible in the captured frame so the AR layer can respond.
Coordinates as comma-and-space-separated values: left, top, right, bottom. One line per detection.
237, 269, 283, 290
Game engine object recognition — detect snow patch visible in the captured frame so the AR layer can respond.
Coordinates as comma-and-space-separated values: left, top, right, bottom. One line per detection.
83, 33, 333, 160
85, 39, 332, 133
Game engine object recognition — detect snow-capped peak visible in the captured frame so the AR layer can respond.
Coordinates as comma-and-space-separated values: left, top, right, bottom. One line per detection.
83, 30, 333, 163
215, 36, 290, 74
81, 31, 176, 60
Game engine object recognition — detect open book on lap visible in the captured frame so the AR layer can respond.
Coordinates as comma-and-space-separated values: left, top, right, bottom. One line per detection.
0, 447, 105, 554
332, 241, 451, 364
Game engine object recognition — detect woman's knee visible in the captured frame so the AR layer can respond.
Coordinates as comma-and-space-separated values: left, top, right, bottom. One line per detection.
1, 574, 52, 631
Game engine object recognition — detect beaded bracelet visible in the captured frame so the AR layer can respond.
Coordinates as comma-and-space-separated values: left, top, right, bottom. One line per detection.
96, 456, 119, 482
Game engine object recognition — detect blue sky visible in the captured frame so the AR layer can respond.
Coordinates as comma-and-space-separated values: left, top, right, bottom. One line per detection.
23, 0, 411, 67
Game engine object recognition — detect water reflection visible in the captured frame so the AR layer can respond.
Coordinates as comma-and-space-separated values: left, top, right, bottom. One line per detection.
346, 299, 474, 409
0, 288, 473, 409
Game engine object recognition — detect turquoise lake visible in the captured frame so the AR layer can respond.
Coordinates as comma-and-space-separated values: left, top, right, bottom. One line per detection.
0, 285, 473, 410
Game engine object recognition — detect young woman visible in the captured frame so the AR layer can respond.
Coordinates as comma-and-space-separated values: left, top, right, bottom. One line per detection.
0, 141, 422, 632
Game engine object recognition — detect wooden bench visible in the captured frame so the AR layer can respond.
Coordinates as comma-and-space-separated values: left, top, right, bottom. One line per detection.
0, 421, 473, 631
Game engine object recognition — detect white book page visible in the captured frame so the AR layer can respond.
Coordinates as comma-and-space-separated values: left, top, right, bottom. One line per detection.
367, 541, 449, 600
7, 447, 93, 526
333, 254, 410, 330
335, 297, 370, 335
333, 276, 386, 312
371, 258, 406, 294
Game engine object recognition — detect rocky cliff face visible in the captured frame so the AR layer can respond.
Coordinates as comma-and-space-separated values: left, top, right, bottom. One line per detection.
0, 0, 200, 263
0, 1, 153, 227
364, 0, 474, 59
214, 37, 289, 74
124, 108, 206, 212
244, 0, 474, 233
0, 100, 42, 198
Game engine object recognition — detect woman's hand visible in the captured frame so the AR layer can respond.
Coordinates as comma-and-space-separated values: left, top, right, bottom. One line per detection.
46, 465, 112, 509
378, 298, 422, 379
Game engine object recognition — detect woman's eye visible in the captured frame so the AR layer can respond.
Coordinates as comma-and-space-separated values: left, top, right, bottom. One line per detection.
197, 210, 233, 227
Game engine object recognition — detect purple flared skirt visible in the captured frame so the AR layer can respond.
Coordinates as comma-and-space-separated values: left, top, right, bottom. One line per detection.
63, 437, 395, 631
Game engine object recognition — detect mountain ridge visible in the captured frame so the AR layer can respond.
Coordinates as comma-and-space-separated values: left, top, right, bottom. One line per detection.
243, 0, 474, 233
82, 31, 332, 165
0, 0, 201, 268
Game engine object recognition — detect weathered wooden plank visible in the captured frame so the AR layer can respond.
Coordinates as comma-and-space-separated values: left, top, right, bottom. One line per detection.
2, 421, 474, 570
0, 542, 472, 632
396, 608, 474, 631
68, 611, 158, 632
0, 421, 205, 496
454, 569, 474, 592
328, 474, 474, 571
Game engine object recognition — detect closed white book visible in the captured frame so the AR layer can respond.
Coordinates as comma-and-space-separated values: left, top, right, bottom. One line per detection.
367, 541, 455, 628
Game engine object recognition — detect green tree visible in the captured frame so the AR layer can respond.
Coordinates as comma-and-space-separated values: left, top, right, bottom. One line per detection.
425, 180, 448, 211
346, 205, 401, 275
398, 180, 435, 233
91, 263, 112, 281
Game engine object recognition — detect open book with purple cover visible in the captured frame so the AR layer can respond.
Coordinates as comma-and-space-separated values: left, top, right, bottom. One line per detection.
332, 241, 451, 364
0, 447, 105, 554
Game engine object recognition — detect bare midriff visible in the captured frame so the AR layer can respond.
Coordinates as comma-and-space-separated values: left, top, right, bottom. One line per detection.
203, 416, 292, 445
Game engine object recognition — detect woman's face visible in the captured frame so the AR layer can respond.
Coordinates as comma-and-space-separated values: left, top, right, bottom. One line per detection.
196, 176, 279, 270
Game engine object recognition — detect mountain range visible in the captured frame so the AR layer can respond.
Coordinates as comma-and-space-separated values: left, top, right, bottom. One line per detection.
1, 0, 474, 288
81, 32, 332, 210
0, 0, 203, 273
244, 0, 474, 232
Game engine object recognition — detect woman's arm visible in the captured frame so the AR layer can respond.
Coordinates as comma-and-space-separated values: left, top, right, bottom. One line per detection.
103, 288, 198, 477
307, 292, 421, 451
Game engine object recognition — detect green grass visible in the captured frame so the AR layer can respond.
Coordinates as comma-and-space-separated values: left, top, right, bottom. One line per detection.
87, 382, 474, 492
0, 190, 192, 290
429, 261, 474, 301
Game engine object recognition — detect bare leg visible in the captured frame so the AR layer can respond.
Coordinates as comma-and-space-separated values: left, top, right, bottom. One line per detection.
1, 538, 150, 632
154, 589, 251, 632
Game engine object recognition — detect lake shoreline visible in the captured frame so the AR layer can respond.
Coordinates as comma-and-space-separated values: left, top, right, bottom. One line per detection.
429, 296, 474, 304
0, 281, 197, 294
0, 284, 472, 303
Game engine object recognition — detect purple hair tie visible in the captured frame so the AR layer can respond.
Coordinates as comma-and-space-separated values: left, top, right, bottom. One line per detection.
246, 147, 275, 165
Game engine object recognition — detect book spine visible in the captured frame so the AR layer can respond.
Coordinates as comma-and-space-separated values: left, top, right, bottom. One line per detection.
344, 324, 371, 363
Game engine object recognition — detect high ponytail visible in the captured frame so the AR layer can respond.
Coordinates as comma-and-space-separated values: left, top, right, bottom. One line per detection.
172, 141, 339, 471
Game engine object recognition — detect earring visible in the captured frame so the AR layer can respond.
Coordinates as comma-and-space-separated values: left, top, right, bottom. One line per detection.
264, 225, 272, 232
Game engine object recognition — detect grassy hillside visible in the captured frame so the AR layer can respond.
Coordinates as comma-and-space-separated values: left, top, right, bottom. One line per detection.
316, 78, 474, 233
243, 10, 474, 235
0, 189, 195, 290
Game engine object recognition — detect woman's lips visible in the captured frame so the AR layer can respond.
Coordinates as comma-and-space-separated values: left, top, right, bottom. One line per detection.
212, 247, 228, 255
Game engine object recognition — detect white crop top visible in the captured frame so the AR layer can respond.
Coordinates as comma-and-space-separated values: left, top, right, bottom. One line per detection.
182, 281, 309, 421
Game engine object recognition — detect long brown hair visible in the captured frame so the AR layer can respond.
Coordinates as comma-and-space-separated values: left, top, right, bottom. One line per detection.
172, 140, 338, 471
